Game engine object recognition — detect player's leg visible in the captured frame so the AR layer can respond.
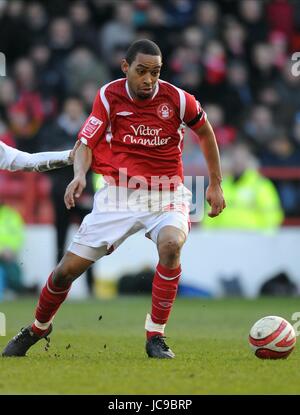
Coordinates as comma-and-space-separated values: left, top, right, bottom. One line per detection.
33, 251, 94, 331
145, 225, 186, 359
1, 251, 96, 357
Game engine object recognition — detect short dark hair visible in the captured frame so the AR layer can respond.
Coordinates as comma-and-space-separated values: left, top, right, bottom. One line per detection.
125, 39, 162, 65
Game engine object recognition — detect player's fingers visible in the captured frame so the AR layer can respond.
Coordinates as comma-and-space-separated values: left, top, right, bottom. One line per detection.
208, 207, 217, 217
64, 185, 75, 209
64, 193, 72, 210
208, 203, 222, 217
75, 183, 84, 198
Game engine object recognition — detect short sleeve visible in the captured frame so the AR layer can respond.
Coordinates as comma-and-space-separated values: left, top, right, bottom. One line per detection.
183, 91, 207, 131
78, 91, 109, 149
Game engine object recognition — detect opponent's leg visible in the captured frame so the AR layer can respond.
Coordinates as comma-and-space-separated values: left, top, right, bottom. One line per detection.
146, 226, 186, 359
2, 252, 93, 357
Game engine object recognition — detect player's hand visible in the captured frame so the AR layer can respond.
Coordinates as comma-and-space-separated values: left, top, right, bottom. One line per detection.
64, 175, 86, 209
206, 183, 226, 217
69, 141, 81, 163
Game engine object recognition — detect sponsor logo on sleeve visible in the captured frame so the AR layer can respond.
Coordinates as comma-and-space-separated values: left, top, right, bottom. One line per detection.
81, 116, 103, 139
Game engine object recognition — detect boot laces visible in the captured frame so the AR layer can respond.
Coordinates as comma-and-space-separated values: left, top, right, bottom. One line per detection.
154, 336, 169, 351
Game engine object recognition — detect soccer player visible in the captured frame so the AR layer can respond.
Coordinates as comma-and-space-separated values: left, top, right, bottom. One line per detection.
2, 40, 225, 359
0, 140, 79, 172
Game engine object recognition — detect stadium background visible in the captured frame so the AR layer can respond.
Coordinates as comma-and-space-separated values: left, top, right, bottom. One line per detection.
0, 0, 299, 299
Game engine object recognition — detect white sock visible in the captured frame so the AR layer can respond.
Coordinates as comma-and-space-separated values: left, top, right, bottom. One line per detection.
145, 313, 165, 334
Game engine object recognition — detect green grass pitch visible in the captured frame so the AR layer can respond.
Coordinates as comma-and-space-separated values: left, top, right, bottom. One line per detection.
0, 296, 299, 394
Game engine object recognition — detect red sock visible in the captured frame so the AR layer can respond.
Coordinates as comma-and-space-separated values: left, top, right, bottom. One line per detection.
146, 263, 181, 339
31, 273, 71, 336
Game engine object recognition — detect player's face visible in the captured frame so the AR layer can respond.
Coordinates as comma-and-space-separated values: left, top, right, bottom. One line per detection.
122, 53, 162, 100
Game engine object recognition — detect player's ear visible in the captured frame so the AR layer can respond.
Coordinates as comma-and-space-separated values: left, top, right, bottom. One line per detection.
121, 59, 129, 75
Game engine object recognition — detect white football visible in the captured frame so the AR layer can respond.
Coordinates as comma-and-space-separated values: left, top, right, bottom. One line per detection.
249, 315, 296, 359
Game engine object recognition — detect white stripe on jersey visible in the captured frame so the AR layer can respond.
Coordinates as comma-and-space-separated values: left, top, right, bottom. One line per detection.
158, 79, 186, 122
151, 82, 160, 99
99, 78, 124, 145
99, 78, 124, 116
125, 81, 133, 100
177, 124, 185, 153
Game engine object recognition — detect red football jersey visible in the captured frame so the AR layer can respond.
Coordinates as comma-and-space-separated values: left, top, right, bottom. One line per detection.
78, 78, 207, 188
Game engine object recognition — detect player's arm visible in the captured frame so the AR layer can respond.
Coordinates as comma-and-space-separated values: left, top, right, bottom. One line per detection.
64, 142, 92, 210
20, 150, 73, 172
1, 141, 79, 172
183, 92, 225, 217
195, 120, 226, 217
64, 89, 109, 209
31, 140, 80, 172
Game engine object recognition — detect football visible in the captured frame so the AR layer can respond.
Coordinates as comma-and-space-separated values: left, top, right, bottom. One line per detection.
249, 316, 296, 359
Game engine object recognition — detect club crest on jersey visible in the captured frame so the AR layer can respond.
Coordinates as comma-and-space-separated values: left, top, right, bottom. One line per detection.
81, 116, 103, 138
157, 103, 174, 120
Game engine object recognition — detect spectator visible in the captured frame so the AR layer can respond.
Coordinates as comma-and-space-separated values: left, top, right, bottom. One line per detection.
292, 112, 300, 148
266, 0, 295, 42
69, 1, 98, 51
48, 17, 74, 70
166, 0, 195, 29
99, 1, 135, 60
0, 118, 15, 148
79, 81, 99, 112
251, 43, 279, 91
194, 1, 220, 42
202, 143, 284, 230
259, 129, 300, 217
275, 61, 300, 124
239, 0, 268, 47
30, 42, 65, 109
203, 103, 237, 149
0, 200, 38, 298
65, 47, 110, 94
25, 2, 48, 44
0, 0, 30, 63
222, 60, 253, 124
0, 78, 17, 121
202, 40, 226, 92
242, 105, 276, 152
223, 17, 247, 61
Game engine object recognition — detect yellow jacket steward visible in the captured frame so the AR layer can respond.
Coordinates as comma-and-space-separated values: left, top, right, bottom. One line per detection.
202, 169, 284, 230
0, 205, 24, 253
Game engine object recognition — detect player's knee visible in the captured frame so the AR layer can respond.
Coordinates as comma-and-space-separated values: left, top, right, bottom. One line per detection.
52, 263, 80, 287
158, 238, 183, 261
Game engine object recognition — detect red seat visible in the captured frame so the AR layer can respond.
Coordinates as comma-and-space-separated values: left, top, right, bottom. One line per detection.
0, 171, 54, 224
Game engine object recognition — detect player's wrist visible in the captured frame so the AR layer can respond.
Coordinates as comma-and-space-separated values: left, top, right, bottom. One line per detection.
208, 174, 222, 187
74, 172, 86, 181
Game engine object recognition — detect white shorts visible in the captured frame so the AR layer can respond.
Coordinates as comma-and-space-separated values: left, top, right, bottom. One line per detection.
68, 183, 192, 262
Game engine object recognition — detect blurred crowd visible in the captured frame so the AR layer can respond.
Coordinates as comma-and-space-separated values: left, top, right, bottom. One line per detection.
0, 0, 300, 219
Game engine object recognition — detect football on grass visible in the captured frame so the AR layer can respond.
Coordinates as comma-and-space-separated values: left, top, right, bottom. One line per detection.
249, 316, 296, 359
